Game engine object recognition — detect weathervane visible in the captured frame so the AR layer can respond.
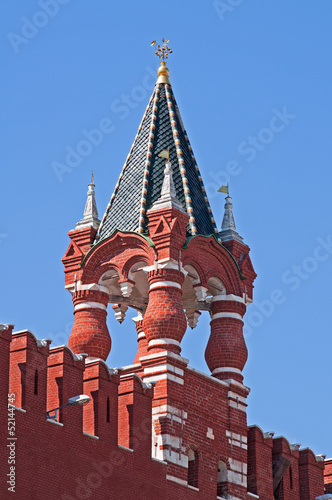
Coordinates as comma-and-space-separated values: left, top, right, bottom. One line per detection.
151, 38, 173, 60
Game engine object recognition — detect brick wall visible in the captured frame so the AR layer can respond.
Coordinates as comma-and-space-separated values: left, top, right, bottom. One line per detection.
0, 327, 325, 500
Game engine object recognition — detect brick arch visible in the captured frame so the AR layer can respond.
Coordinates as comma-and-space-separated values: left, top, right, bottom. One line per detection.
183, 236, 243, 296
80, 231, 155, 284
182, 259, 207, 287
121, 255, 150, 281
94, 263, 121, 286
187, 446, 200, 489
217, 458, 229, 498
217, 454, 230, 468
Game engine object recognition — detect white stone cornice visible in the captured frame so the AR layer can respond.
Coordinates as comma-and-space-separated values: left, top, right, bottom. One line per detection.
142, 258, 187, 275
149, 338, 180, 347
211, 312, 243, 321
211, 294, 245, 303
74, 302, 107, 311
77, 281, 110, 295
149, 280, 182, 290
212, 367, 242, 375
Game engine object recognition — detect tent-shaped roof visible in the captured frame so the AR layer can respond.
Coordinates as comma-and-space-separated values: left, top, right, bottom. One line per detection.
95, 62, 219, 243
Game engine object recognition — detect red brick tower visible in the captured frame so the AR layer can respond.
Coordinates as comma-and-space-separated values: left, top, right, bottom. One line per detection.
61, 49, 258, 497
1, 46, 327, 500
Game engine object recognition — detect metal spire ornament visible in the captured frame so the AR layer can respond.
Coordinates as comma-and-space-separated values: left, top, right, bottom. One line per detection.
151, 39, 172, 85
151, 38, 173, 60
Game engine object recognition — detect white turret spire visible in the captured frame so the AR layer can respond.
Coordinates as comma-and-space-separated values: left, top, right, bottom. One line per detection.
219, 195, 243, 243
75, 171, 100, 230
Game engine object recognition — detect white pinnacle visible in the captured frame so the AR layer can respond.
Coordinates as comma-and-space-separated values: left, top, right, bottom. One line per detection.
75, 171, 100, 230
221, 196, 236, 231
219, 195, 244, 243
150, 162, 185, 212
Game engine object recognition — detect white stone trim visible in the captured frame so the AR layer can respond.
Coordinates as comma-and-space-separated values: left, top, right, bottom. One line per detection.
119, 281, 134, 298
149, 280, 182, 290
166, 475, 187, 487
149, 338, 180, 347
47, 419, 63, 427
211, 294, 245, 304
140, 350, 189, 364
83, 432, 99, 440
211, 312, 243, 321
228, 459, 247, 487
226, 431, 247, 443
78, 281, 109, 295
13, 329, 35, 335
188, 485, 199, 491
152, 457, 167, 465
115, 362, 141, 371
118, 445, 134, 453
228, 391, 247, 405
144, 363, 184, 377
155, 433, 181, 449
224, 379, 251, 393
248, 493, 260, 499
186, 366, 229, 388
229, 400, 247, 412
206, 427, 214, 440
160, 448, 188, 467
74, 302, 107, 311
153, 428, 187, 467
144, 373, 184, 385
152, 404, 187, 424
13, 330, 53, 349
132, 312, 144, 323
229, 458, 247, 473
152, 404, 187, 418
213, 367, 242, 375
228, 471, 247, 486
228, 439, 247, 450
143, 258, 187, 274
137, 332, 146, 340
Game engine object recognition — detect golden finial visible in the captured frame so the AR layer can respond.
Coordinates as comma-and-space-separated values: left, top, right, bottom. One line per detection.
151, 38, 173, 61
151, 39, 172, 85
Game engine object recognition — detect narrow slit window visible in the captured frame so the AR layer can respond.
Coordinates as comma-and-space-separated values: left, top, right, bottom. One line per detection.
34, 369, 38, 396
106, 396, 110, 423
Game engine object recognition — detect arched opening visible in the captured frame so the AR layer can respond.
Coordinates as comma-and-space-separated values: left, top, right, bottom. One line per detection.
188, 449, 199, 488
217, 460, 228, 498
106, 396, 110, 423
34, 369, 38, 396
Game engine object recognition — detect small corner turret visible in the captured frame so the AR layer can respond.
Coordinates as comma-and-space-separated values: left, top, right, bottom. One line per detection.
218, 187, 257, 303
62, 173, 100, 292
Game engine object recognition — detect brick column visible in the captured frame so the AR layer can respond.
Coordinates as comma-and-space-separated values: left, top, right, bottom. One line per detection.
133, 313, 149, 364
143, 268, 186, 355
68, 289, 111, 361
205, 296, 247, 383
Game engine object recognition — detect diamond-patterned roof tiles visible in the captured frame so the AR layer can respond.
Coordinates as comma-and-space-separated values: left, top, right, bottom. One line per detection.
95, 72, 219, 244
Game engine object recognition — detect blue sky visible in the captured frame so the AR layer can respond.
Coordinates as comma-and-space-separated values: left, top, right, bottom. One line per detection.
1, 1, 331, 458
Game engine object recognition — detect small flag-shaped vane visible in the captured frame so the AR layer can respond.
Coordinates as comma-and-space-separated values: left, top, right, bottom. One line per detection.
158, 149, 170, 161
218, 185, 229, 194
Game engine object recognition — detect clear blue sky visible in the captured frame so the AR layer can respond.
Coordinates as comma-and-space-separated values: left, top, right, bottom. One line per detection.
1, 1, 331, 458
